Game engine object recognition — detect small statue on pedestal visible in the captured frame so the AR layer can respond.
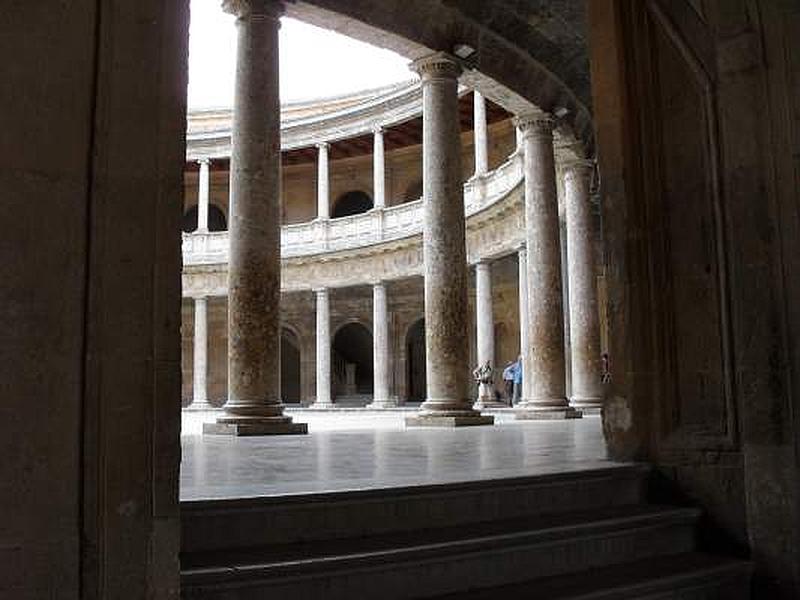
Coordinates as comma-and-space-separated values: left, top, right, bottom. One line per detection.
472, 361, 495, 409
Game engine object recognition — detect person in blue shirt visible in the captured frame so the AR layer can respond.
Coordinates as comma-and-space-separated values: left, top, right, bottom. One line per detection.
502, 360, 516, 405
503, 356, 523, 406
512, 355, 523, 405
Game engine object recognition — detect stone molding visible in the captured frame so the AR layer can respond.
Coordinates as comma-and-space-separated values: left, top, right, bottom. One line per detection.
515, 111, 555, 139
183, 150, 524, 266
410, 52, 463, 81
222, 0, 285, 20
187, 81, 428, 159
182, 178, 524, 296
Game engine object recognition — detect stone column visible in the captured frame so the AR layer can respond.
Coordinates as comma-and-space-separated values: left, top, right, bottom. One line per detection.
373, 127, 386, 209
313, 288, 332, 407
207, 0, 306, 435
197, 158, 211, 233
515, 112, 579, 419
191, 296, 212, 409
368, 282, 394, 408
517, 245, 529, 360
406, 52, 492, 427
473, 90, 489, 177
317, 142, 330, 219
474, 261, 501, 408
564, 159, 603, 410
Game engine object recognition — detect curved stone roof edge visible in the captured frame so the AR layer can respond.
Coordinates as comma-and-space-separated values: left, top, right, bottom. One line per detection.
186, 79, 479, 160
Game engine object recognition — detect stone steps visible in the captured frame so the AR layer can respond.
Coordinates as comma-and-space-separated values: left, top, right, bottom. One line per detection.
432, 553, 752, 599
180, 465, 751, 599
182, 465, 648, 552
181, 505, 700, 598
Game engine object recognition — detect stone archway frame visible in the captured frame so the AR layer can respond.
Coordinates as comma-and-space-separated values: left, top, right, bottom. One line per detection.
35, 0, 609, 595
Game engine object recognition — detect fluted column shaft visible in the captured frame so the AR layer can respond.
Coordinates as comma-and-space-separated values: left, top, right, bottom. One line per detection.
516, 113, 576, 418
369, 282, 393, 407
317, 142, 330, 219
565, 160, 603, 408
473, 91, 489, 177
215, 0, 304, 434
373, 128, 386, 209
192, 296, 211, 408
475, 261, 494, 368
197, 158, 211, 233
314, 288, 332, 406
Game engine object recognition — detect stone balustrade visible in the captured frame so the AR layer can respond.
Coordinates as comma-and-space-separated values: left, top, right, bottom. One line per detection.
182, 151, 523, 268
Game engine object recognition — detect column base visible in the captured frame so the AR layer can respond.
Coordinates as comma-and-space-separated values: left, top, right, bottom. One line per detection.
203, 420, 308, 436
569, 396, 604, 411
183, 402, 217, 412
405, 414, 494, 428
367, 398, 399, 409
308, 401, 334, 410
515, 407, 583, 420
473, 397, 508, 410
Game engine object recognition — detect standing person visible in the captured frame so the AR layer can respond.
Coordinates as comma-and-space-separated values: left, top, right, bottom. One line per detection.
502, 360, 515, 405
512, 355, 523, 406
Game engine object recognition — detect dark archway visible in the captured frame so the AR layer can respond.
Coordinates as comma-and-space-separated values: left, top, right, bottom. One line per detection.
182, 204, 227, 233
331, 190, 373, 218
280, 328, 301, 404
406, 318, 426, 402
332, 322, 373, 397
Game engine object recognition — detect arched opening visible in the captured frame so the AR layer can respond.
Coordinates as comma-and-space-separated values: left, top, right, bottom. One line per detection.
331, 190, 373, 218
280, 328, 301, 404
331, 322, 373, 400
403, 179, 423, 204
406, 318, 426, 402
182, 204, 227, 233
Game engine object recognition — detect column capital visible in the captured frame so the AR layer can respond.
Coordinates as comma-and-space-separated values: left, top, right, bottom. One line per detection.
370, 279, 387, 288
410, 52, 462, 81
475, 258, 491, 269
514, 111, 554, 138
372, 125, 384, 135
222, 0, 284, 20
316, 141, 330, 151
197, 157, 211, 166
312, 286, 329, 295
562, 158, 594, 182
515, 241, 527, 254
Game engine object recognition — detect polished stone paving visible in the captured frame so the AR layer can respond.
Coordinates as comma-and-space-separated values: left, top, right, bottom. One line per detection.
181, 410, 616, 501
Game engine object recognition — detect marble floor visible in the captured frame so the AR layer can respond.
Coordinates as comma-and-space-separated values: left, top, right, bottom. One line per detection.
180, 411, 617, 501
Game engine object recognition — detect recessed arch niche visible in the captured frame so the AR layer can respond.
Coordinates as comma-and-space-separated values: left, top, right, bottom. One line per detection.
332, 190, 373, 218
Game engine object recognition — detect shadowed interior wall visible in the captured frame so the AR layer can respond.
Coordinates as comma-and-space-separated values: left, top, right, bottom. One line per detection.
589, 0, 800, 596
0, 2, 189, 598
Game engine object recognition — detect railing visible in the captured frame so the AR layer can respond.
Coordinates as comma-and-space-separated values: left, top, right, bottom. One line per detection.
183, 151, 523, 266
